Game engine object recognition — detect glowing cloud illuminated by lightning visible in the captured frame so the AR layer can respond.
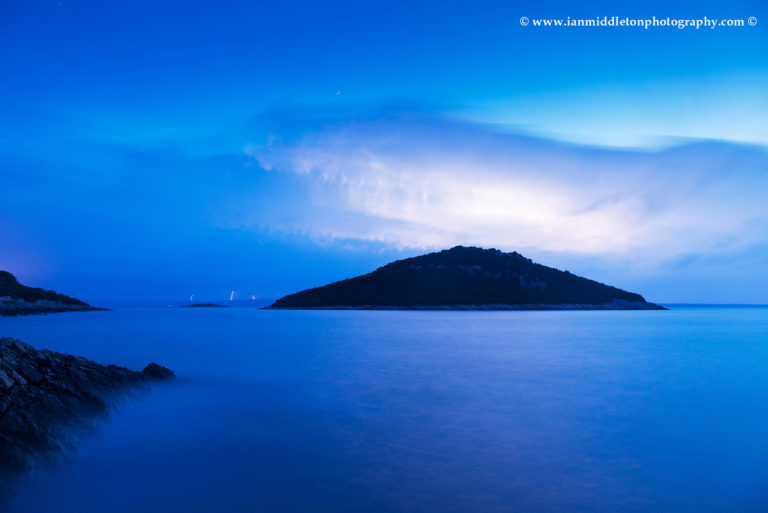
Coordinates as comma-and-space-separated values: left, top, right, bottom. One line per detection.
248, 116, 768, 265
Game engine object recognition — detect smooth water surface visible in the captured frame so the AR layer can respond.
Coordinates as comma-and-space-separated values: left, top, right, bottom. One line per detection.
2, 307, 768, 512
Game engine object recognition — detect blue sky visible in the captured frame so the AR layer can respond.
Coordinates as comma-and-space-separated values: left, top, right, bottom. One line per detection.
1, 0, 767, 303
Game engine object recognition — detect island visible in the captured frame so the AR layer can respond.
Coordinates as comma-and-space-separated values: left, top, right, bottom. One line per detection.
0, 337, 173, 501
0, 271, 106, 316
268, 246, 665, 310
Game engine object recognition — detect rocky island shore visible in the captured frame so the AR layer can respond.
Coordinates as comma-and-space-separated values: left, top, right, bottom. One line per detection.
0, 271, 106, 316
270, 246, 666, 310
0, 337, 173, 501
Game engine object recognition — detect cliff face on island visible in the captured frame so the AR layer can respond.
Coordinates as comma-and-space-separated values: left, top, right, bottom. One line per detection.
0, 338, 173, 500
0, 271, 105, 316
270, 246, 665, 310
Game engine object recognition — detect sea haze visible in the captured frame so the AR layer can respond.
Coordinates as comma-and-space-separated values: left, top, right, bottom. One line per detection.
2, 307, 768, 513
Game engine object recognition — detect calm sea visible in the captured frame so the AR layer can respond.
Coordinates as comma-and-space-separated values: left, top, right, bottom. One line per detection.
2, 306, 767, 512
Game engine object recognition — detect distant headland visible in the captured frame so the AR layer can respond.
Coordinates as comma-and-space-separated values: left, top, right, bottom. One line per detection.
268, 246, 665, 310
0, 271, 106, 316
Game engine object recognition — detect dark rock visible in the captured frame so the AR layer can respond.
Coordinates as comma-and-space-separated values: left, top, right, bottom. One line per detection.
0, 337, 173, 500
269, 246, 666, 310
141, 363, 175, 380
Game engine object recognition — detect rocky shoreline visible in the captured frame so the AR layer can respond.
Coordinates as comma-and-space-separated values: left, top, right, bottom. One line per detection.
0, 299, 108, 317
0, 271, 107, 317
0, 338, 173, 501
266, 299, 666, 311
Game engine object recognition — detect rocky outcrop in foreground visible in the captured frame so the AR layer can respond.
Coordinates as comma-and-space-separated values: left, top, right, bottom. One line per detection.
0, 271, 106, 316
0, 338, 173, 498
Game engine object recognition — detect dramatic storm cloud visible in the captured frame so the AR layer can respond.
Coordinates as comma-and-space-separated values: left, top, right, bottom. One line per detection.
250, 115, 768, 266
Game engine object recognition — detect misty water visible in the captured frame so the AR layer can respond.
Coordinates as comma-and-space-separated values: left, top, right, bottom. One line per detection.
2, 306, 768, 512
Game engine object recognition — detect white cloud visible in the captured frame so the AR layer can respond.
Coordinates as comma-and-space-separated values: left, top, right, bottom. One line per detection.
248, 116, 768, 266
